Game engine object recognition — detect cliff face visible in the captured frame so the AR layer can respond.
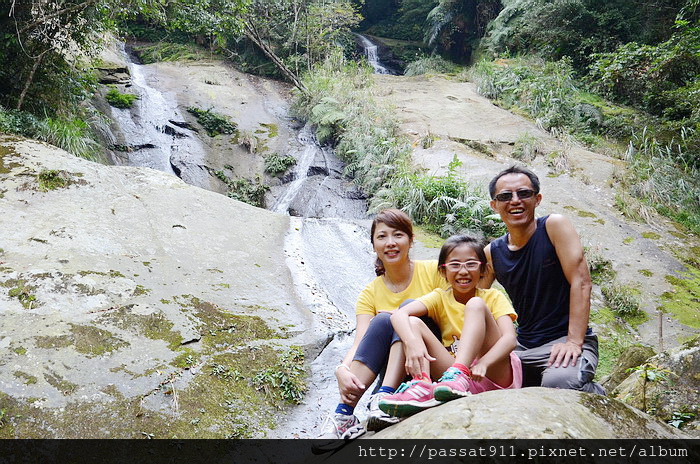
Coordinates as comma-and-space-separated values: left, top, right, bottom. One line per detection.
0, 136, 328, 438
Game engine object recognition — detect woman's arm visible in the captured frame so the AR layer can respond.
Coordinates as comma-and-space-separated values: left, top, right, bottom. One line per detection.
470, 315, 517, 381
390, 300, 434, 378
335, 314, 372, 403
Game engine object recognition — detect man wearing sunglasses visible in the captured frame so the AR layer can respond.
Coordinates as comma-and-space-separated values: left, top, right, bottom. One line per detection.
482, 165, 604, 394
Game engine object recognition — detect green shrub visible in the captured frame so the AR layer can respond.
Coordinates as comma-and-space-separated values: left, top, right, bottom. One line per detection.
372, 155, 506, 239
133, 42, 209, 64
601, 283, 645, 320
264, 153, 296, 175
105, 88, 138, 109
215, 169, 268, 208
293, 49, 411, 196
404, 54, 460, 76
0, 106, 41, 137
187, 107, 237, 137
252, 347, 306, 404
35, 117, 101, 161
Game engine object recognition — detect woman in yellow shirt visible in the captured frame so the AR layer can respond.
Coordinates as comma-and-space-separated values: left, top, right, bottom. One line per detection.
317, 209, 446, 442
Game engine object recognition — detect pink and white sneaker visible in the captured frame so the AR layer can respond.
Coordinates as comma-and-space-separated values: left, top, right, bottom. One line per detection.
378, 379, 442, 417
433, 366, 472, 401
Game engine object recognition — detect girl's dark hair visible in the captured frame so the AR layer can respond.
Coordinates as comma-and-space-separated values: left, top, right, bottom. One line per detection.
437, 235, 487, 275
371, 209, 414, 276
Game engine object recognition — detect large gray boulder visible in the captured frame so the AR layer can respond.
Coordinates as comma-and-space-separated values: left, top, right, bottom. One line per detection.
372, 388, 688, 439
0, 136, 332, 438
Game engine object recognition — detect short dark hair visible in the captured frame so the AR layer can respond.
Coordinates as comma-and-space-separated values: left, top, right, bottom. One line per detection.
488, 165, 540, 199
437, 235, 487, 275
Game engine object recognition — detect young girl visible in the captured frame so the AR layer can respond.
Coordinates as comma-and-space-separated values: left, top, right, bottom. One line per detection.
379, 235, 522, 417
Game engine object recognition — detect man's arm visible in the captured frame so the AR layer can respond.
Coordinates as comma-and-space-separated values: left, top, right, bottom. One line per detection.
545, 214, 592, 368
480, 243, 496, 289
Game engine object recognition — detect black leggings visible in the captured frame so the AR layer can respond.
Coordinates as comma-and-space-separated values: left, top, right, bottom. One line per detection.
353, 301, 441, 390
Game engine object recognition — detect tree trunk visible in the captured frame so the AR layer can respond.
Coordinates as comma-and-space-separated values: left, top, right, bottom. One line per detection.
244, 22, 307, 94
16, 50, 47, 111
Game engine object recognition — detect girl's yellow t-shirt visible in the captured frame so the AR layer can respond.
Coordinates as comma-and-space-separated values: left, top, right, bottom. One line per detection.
418, 287, 517, 349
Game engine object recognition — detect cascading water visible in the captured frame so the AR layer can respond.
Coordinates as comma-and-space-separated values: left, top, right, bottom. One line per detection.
355, 34, 391, 75
107, 45, 212, 189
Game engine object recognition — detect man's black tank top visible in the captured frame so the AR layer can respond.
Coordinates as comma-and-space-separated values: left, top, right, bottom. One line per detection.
490, 215, 570, 348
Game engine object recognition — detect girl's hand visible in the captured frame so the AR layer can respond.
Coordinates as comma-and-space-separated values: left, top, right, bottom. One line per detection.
470, 362, 488, 382
404, 344, 435, 379
336, 366, 365, 405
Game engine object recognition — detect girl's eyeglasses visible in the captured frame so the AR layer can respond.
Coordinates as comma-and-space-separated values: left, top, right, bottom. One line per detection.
494, 189, 536, 202
441, 261, 482, 272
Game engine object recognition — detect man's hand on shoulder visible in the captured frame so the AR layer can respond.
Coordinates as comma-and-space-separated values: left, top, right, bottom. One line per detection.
548, 340, 583, 368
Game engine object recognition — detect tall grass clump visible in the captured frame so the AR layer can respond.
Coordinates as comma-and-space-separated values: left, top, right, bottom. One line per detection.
36, 117, 101, 161
372, 156, 505, 239
467, 56, 602, 135
292, 50, 411, 196
617, 127, 700, 234
404, 54, 461, 76
601, 282, 645, 322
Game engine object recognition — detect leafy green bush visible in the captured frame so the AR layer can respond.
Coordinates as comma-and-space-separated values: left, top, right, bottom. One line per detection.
215, 169, 269, 208
105, 87, 138, 109
252, 347, 306, 404
601, 283, 645, 320
0, 106, 41, 137
264, 153, 296, 175
35, 117, 101, 161
404, 54, 460, 76
293, 50, 411, 196
187, 107, 237, 137
133, 42, 209, 64
372, 156, 506, 239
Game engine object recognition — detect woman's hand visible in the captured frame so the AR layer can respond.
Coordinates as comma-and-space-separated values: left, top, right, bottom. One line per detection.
470, 361, 488, 382
404, 342, 435, 379
336, 366, 365, 405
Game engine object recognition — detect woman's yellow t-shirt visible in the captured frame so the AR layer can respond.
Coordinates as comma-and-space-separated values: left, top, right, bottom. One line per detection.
355, 260, 448, 316
418, 288, 517, 349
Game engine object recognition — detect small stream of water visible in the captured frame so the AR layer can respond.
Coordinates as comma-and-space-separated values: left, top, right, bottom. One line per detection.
107, 45, 211, 189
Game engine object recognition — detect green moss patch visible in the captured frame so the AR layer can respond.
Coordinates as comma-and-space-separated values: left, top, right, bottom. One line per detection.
105, 87, 138, 109
641, 232, 661, 240
623, 237, 635, 244
44, 371, 78, 396
414, 226, 445, 249
259, 123, 278, 138
69, 324, 129, 357
5, 279, 38, 309
661, 268, 700, 328
591, 307, 636, 380
639, 269, 653, 277
564, 205, 597, 218
98, 306, 183, 350
13, 371, 37, 385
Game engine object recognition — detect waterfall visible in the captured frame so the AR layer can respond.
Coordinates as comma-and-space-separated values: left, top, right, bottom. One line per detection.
108, 44, 211, 189
355, 33, 391, 75
271, 125, 320, 215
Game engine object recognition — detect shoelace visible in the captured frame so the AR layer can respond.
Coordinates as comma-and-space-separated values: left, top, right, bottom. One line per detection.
395, 380, 419, 393
438, 368, 461, 382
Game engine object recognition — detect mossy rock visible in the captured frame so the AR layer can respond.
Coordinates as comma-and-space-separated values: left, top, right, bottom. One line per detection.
601, 344, 656, 392
611, 340, 700, 435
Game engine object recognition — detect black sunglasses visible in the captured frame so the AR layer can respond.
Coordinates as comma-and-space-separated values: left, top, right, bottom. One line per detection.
494, 189, 537, 202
